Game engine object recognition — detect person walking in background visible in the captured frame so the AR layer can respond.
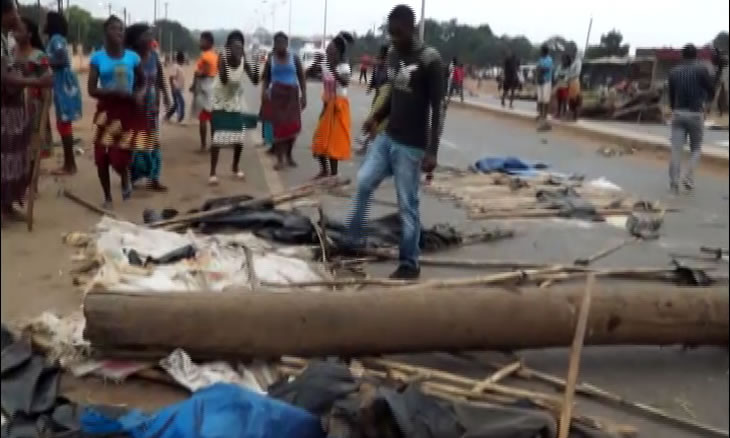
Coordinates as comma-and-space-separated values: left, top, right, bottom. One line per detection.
260, 31, 306, 170
358, 54, 370, 84
554, 53, 571, 119
348, 4, 445, 280
356, 44, 390, 155
2, 0, 53, 222
44, 11, 82, 175
450, 59, 464, 103
311, 31, 354, 179
87, 15, 145, 208
14, 17, 53, 161
566, 52, 582, 121
667, 44, 716, 194
126, 23, 170, 192
501, 50, 519, 108
535, 44, 553, 129
191, 31, 218, 152
165, 51, 186, 123
208, 31, 258, 184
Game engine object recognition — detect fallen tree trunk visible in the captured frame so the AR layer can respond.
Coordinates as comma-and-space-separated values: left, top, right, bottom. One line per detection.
84, 284, 728, 359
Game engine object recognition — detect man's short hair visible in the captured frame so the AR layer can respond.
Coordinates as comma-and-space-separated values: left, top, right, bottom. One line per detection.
388, 4, 415, 28
200, 31, 214, 45
682, 44, 697, 60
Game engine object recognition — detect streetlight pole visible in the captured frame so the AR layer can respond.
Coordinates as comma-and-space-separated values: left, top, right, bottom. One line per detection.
123, 7, 127, 25
418, 0, 425, 41
288, 0, 292, 35
322, 0, 327, 48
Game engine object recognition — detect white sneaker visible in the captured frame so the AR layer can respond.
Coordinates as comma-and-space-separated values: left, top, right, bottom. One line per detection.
208, 175, 219, 186
234, 171, 245, 180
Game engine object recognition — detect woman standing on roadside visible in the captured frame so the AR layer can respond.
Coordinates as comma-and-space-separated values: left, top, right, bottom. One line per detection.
87, 15, 145, 208
1, 0, 53, 222
261, 31, 306, 170
44, 11, 82, 175
208, 30, 258, 184
125, 23, 170, 192
311, 31, 353, 178
14, 17, 53, 160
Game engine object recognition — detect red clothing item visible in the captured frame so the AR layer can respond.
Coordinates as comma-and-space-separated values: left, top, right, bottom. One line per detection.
452, 66, 465, 84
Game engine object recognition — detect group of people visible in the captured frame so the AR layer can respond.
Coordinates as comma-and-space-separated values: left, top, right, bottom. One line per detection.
2, 0, 82, 222
3, 0, 448, 281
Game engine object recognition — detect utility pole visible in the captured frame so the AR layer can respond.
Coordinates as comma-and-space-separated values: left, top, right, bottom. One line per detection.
418, 0, 425, 41
583, 17, 593, 56
288, 0, 292, 35
322, 0, 327, 48
123, 7, 127, 25
108, 3, 112, 16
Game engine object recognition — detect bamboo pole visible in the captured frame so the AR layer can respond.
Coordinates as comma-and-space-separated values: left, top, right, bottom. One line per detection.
63, 189, 120, 219
558, 274, 595, 438
472, 360, 522, 391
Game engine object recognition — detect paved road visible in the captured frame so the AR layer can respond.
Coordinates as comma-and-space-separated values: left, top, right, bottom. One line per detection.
245, 80, 728, 437
470, 92, 730, 149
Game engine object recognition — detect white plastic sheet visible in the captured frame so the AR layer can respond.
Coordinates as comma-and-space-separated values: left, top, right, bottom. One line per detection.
90, 217, 325, 292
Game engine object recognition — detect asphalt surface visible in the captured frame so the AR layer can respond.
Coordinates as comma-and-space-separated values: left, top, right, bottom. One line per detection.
244, 79, 729, 437
472, 92, 730, 149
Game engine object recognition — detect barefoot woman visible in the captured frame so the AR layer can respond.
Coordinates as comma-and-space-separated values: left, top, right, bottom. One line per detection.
87, 15, 145, 208
1, 0, 52, 222
261, 31, 306, 170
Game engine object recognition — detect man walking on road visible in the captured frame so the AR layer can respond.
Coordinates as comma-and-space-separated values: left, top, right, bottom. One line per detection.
667, 44, 716, 193
535, 44, 553, 130
346, 4, 445, 280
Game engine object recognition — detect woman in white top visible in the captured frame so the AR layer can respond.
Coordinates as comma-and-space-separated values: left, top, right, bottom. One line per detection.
208, 30, 258, 185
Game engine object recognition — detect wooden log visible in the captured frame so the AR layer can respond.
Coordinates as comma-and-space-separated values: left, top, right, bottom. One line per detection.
63, 189, 119, 219
83, 284, 729, 359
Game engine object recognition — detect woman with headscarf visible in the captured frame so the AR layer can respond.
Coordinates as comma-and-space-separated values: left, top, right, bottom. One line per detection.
208, 30, 258, 184
1, 0, 53, 222
87, 15, 145, 208
44, 11, 82, 175
125, 22, 170, 192
311, 31, 353, 178
14, 16, 53, 160
261, 31, 306, 170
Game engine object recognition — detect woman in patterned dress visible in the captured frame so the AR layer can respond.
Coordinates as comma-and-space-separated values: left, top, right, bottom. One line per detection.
44, 11, 82, 175
14, 17, 52, 160
125, 23, 170, 191
1, 0, 52, 222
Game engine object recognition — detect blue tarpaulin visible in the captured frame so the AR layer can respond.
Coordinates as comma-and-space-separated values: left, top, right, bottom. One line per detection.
472, 156, 548, 177
81, 383, 326, 438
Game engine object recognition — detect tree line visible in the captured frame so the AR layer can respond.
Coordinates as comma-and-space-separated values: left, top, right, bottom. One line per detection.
16, 3, 729, 67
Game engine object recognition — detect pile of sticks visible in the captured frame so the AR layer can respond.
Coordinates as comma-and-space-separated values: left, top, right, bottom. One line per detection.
424, 172, 651, 220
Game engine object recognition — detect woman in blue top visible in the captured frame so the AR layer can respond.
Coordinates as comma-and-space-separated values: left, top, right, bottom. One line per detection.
87, 15, 145, 209
125, 23, 170, 192
260, 32, 306, 170
44, 11, 82, 175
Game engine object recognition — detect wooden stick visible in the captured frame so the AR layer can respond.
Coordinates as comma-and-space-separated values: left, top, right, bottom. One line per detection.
472, 360, 522, 391
558, 274, 595, 438
149, 177, 349, 229
510, 364, 729, 437
362, 357, 561, 404
26, 90, 52, 232
574, 238, 637, 266
263, 267, 564, 290
470, 207, 678, 220
63, 189, 119, 219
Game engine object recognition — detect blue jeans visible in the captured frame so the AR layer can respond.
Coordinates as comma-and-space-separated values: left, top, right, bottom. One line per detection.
347, 133, 424, 269
165, 89, 185, 122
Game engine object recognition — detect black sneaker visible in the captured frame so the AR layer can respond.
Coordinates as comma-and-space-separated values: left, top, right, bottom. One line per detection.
389, 265, 421, 280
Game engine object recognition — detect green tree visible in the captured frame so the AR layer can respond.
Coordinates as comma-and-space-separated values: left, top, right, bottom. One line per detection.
585, 29, 630, 59
154, 19, 198, 57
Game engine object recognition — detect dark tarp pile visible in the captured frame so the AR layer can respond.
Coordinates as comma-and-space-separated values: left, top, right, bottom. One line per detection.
145, 196, 464, 252
269, 361, 613, 438
0, 325, 115, 438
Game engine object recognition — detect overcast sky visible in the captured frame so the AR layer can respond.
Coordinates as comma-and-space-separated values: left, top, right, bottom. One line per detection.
45, 0, 729, 49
